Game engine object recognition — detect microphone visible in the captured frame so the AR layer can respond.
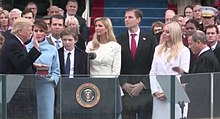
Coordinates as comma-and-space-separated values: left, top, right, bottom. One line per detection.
88, 52, 96, 60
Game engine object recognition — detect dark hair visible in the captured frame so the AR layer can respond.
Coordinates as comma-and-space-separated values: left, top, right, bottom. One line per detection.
186, 19, 200, 29
25, 2, 37, 8
21, 8, 34, 18
50, 14, 65, 25
34, 19, 48, 32
205, 25, 219, 34
42, 15, 51, 20
125, 7, 143, 19
151, 21, 165, 34
183, 5, 193, 17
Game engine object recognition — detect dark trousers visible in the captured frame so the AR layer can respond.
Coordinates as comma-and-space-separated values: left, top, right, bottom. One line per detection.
121, 90, 153, 119
121, 106, 152, 119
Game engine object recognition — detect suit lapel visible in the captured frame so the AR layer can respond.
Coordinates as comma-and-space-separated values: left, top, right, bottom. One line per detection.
12, 35, 28, 53
47, 36, 55, 46
135, 31, 145, 59
216, 41, 220, 48
123, 32, 133, 61
134, 30, 149, 62
59, 47, 65, 74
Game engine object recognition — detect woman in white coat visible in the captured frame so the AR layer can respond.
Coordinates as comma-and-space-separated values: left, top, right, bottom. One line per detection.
86, 17, 122, 119
149, 21, 190, 119
86, 17, 121, 78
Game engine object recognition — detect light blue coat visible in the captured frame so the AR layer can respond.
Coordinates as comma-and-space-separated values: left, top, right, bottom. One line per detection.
26, 39, 60, 119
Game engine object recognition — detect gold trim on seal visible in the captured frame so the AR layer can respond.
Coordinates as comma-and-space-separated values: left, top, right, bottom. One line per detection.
76, 83, 100, 108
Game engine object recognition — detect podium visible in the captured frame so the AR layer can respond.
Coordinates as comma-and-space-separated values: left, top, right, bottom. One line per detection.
60, 77, 122, 119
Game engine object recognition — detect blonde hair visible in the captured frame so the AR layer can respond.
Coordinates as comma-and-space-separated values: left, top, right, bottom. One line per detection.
91, 17, 116, 50
0, 10, 10, 27
157, 21, 184, 62
11, 17, 34, 35
0, 10, 9, 18
65, 16, 80, 34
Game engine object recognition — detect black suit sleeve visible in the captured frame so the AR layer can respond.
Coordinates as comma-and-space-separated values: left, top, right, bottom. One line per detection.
213, 47, 220, 64
76, 0, 86, 16
141, 33, 158, 88
8, 42, 41, 73
28, 46, 42, 63
76, 15, 89, 44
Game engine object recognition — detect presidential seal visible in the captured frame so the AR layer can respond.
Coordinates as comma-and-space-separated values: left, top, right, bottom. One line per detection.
76, 83, 100, 108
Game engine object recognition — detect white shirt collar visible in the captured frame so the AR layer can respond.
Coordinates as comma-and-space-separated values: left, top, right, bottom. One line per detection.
64, 48, 75, 55
51, 35, 62, 42
51, 35, 63, 47
14, 35, 25, 45
64, 48, 75, 78
199, 46, 210, 56
66, 13, 75, 19
211, 41, 218, 50
128, 28, 140, 48
128, 28, 140, 37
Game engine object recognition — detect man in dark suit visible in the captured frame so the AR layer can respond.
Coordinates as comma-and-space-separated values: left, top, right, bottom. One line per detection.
0, 17, 41, 74
57, 27, 88, 119
0, 17, 41, 119
58, 27, 88, 77
184, 30, 220, 118
205, 25, 220, 63
117, 7, 158, 119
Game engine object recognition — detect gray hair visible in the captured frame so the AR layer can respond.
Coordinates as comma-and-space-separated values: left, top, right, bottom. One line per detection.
191, 30, 207, 44
9, 8, 22, 18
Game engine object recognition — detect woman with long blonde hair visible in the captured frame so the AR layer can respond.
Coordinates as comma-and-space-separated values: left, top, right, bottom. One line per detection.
157, 21, 184, 62
88, 17, 117, 50
86, 17, 121, 77
86, 17, 122, 119
150, 21, 190, 119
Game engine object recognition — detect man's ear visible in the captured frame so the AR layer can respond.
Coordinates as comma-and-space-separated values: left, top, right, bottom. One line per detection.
18, 30, 22, 35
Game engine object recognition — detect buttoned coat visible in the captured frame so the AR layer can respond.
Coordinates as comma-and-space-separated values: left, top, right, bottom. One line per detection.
149, 45, 190, 119
86, 41, 121, 78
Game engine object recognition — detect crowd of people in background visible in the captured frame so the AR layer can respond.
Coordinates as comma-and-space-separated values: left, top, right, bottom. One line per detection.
0, 0, 220, 119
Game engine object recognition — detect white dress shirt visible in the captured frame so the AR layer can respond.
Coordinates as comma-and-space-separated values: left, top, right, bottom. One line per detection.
51, 36, 63, 49
128, 28, 140, 49
64, 48, 75, 78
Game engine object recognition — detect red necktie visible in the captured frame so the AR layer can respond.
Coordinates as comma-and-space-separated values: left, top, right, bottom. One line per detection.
131, 34, 136, 60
